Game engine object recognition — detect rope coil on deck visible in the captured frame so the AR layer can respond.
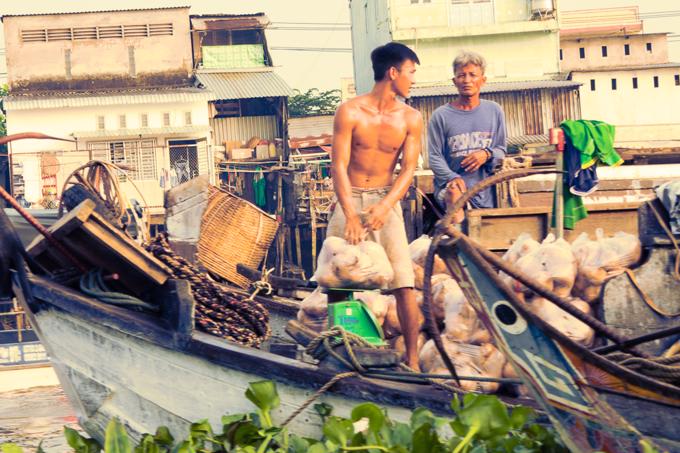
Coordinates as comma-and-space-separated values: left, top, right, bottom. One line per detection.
146, 234, 271, 347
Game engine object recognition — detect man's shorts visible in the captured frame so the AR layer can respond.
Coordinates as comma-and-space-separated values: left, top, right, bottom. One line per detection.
326, 187, 415, 290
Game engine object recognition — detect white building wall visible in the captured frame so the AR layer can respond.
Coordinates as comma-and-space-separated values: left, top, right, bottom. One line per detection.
572, 67, 680, 143
6, 100, 211, 208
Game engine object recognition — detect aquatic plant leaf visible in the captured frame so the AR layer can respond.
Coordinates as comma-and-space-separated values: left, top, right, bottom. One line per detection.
222, 414, 247, 427
134, 435, 161, 453
105, 418, 133, 453
410, 423, 441, 453
410, 408, 436, 431
171, 440, 196, 453
245, 381, 280, 413
350, 403, 385, 433
314, 402, 333, 419
0, 444, 24, 453
287, 435, 310, 453
189, 419, 213, 442
509, 406, 535, 430
322, 417, 354, 448
455, 394, 511, 440
307, 443, 329, 453
64, 426, 102, 453
153, 427, 174, 447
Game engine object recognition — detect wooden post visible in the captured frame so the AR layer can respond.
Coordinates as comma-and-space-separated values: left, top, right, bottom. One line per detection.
550, 128, 565, 239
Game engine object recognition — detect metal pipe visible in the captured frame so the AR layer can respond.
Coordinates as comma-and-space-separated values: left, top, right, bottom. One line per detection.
550, 127, 565, 239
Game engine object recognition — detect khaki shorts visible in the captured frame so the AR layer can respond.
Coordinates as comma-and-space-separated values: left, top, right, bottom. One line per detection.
326, 187, 415, 290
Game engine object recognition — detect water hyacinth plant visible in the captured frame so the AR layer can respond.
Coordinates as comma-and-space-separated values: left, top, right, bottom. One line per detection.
1, 380, 572, 453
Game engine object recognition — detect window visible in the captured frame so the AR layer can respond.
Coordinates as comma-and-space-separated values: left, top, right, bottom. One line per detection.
559, 48, 563, 60
163, 112, 171, 126
119, 115, 127, 129
646, 42, 653, 53
579, 47, 585, 59
96, 115, 105, 130
140, 113, 149, 128
675, 75, 680, 86
20, 23, 173, 43
449, 0, 494, 27
184, 112, 192, 126
611, 78, 617, 90
654, 76, 659, 88
632, 77, 638, 89
590, 79, 596, 91
88, 140, 157, 180
602, 46, 608, 57
624, 44, 630, 55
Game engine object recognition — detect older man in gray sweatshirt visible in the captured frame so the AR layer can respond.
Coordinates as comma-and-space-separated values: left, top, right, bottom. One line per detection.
428, 51, 506, 223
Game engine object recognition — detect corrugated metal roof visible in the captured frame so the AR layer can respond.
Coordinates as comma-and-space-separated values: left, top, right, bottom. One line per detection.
196, 70, 293, 100
1, 6, 189, 20
409, 80, 582, 98
72, 125, 209, 139
5, 88, 212, 110
571, 62, 680, 72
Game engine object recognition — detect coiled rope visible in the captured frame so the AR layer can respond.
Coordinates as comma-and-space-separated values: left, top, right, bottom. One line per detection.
79, 269, 158, 312
606, 352, 680, 385
146, 234, 271, 348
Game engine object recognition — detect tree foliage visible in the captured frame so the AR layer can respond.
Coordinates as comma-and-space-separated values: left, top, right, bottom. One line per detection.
288, 88, 341, 117
0, 83, 8, 137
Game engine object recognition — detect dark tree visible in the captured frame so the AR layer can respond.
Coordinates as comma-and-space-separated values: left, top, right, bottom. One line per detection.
288, 88, 341, 117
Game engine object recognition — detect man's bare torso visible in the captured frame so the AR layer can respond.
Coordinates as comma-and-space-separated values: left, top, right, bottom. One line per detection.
344, 94, 417, 188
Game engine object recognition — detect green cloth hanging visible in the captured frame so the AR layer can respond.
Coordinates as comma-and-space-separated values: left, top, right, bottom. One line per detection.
253, 167, 266, 209
551, 181, 588, 230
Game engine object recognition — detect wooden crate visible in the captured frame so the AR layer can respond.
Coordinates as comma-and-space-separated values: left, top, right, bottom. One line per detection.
27, 200, 170, 295
466, 202, 642, 251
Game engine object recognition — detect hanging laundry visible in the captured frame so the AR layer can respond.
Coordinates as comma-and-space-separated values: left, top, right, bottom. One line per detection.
551, 120, 622, 230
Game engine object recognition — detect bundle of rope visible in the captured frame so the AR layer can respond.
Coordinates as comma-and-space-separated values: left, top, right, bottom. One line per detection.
606, 352, 680, 386
146, 234, 271, 348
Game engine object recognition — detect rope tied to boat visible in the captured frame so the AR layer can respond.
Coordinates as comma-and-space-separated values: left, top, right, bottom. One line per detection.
606, 352, 680, 385
146, 234, 271, 348
306, 326, 465, 394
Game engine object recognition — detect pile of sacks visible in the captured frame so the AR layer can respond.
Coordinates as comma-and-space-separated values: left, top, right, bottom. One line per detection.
500, 230, 642, 347
297, 234, 505, 393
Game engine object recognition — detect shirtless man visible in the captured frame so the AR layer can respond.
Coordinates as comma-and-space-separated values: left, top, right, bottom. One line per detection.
328, 42, 422, 370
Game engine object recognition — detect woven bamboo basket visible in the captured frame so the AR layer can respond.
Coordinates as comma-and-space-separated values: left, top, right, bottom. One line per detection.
198, 187, 279, 288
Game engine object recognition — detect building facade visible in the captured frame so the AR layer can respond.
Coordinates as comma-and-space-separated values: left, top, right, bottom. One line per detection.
190, 14, 292, 161
560, 7, 680, 144
349, 0, 562, 94
2, 7, 213, 210
349, 0, 580, 164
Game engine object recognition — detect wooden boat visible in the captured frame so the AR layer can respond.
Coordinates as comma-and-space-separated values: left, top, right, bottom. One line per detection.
3, 169, 680, 452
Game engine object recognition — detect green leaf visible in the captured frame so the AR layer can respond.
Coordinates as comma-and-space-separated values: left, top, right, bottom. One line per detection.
222, 414, 247, 427
454, 394, 511, 440
105, 418, 132, 453
0, 444, 24, 453
229, 421, 263, 447
246, 381, 280, 412
307, 443, 329, 453
509, 406, 535, 430
36, 441, 46, 453
64, 426, 102, 453
171, 440, 196, 453
314, 403, 334, 419
384, 422, 411, 448
287, 435, 310, 453
410, 408, 436, 431
153, 427, 174, 447
322, 417, 354, 448
410, 424, 440, 453
134, 435, 161, 453
351, 403, 386, 434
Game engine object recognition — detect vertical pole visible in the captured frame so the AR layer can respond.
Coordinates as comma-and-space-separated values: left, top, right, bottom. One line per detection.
8, 141, 14, 197
550, 127, 565, 239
